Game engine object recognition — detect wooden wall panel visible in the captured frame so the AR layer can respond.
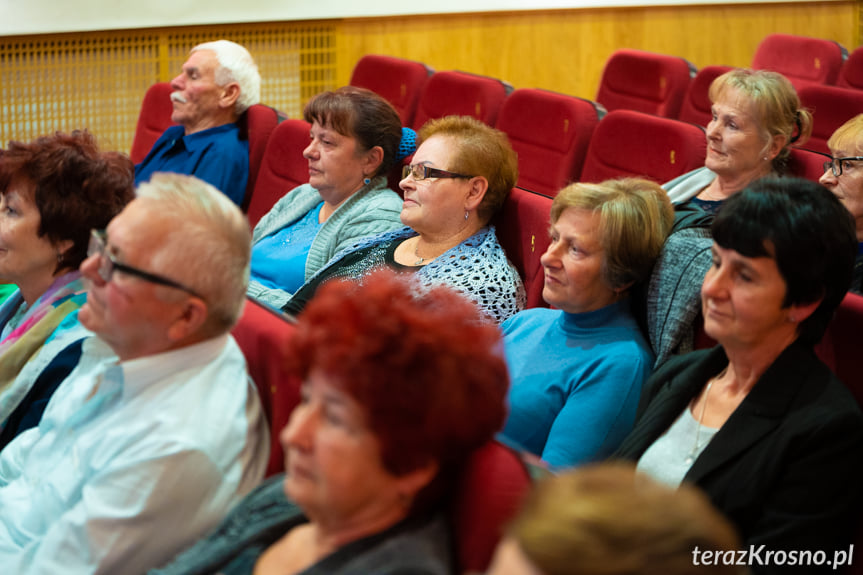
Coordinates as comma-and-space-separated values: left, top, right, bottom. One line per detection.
337, 2, 860, 104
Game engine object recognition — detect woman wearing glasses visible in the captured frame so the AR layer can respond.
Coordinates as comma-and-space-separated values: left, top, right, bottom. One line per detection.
0, 130, 134, 447
819, 113, 863, 294
247, 87, 410, 310
282, 115, 525, 323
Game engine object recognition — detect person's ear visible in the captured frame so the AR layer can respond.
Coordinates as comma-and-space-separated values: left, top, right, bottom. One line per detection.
54, 238, 75, 266
787, 296, 822, 325
767, 133, 788, 161
166, 296, 209, 342
464, 176, 489, 212
218, 83, 241, 111
395, 459, 439, 503
362, 146, 385, 178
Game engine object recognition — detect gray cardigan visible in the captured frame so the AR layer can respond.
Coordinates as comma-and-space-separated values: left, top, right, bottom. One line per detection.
664, 166, 716, 204
248, 176, 403, 309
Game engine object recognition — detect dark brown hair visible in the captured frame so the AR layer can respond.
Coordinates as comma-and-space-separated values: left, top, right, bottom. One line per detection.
0, 130, 134, 273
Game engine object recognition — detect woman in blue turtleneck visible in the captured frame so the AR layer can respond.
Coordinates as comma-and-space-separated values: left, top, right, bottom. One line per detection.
500, 179, 674, 470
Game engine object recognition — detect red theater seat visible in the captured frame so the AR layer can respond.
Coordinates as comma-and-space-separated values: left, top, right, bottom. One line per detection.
678, 65, 734, 127
815, 292, 863, 407
752, 33, 847, 89
839, 46, 863, 91
245, 118, 312, 229
452, 441, 531, 573
788, 148, 829, 183
596, 49, 695, 119
580, 110, 706, 184
493, 187, 553, 309
798, 84, 863, 155
231, 298, 300, 477
413, 70, 512, 130
350, 54, 433, 126
496, 88, 603, 197
130, 82, 175, 164
238, 104, 285, 211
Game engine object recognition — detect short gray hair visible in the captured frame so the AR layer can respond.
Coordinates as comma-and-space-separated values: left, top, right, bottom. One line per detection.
136, 173, 251, 334
192, 40, 261, 114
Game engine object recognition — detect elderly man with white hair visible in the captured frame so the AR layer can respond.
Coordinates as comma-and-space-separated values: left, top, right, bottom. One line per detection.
0, 173, 269, 574
135, 40, 261, 206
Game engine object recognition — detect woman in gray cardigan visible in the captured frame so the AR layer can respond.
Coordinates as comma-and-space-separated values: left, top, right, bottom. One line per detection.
247, 87, 408, 309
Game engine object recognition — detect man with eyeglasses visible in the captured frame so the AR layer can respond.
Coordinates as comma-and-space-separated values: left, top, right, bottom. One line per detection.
0, 173, 268, 574
819, 113, 863, 294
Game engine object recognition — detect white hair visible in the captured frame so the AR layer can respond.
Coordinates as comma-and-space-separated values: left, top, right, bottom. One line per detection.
136, 173, 251, 334
192, 40, 261, 114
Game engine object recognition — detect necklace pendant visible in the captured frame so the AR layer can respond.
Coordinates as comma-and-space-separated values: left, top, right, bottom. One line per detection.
413, 257, 425, 266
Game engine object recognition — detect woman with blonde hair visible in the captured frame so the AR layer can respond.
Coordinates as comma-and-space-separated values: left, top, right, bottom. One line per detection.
487, 464, 742, 575
500, 178, 674, 469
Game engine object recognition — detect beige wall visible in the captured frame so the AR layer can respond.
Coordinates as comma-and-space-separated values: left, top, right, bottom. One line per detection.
338, 2, 860, 101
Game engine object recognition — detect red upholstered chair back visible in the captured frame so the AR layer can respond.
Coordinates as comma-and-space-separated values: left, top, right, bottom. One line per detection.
130, 82, 175, 164
246, 118, 312, 229
350, 54, 433, 127
580, 110, 706, 184
814, 292, 863, 407
496, 88, 603, 197
492, 187, 553, 309
678, 65, 735, 126
413, 70, 513, 130
798, 84, 863, 155
751, 33, 847, 89
787, 148, 829, 183
452, 441, 532, 573
839, 46, 863, 91
231, 298, 300, 477
238, 104, 285, 211
595, 49, 695, 119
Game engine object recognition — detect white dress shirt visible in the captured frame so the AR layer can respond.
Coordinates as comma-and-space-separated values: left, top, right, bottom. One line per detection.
0, 334, 269, 575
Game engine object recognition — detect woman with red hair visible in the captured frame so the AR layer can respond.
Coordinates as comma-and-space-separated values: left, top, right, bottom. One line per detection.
151, 271, 509, 575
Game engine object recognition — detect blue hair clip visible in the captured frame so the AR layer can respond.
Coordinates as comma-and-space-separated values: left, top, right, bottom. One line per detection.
396, 127, 417, 161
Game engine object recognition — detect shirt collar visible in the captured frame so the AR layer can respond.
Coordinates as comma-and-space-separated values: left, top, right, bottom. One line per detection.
97, 334, 230, 401
178, 123, 239, 153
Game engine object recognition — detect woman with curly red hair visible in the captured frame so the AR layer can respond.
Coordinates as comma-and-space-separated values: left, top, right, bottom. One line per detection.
152, 271, 509, 575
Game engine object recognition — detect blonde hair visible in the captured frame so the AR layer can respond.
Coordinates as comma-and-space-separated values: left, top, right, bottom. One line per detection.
418, 115, 518, 224
136, 173, 251, 334
709, 68, 812, 171
827, 113, 863, 156
509, 464, 743, 575
550, 178, 674, 291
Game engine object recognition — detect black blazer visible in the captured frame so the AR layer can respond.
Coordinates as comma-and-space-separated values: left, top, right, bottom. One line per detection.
616, 340, 863, 572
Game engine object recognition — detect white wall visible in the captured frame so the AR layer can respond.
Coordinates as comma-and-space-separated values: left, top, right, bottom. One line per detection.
0, 0, 839, 37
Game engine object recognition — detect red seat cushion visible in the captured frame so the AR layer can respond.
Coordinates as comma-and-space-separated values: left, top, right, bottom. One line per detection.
581, 110, 706, 184
413, 70, 511, 130
497, 88, 601, 197
596, 49, 695, 119
231, 298, 300, 476
752, 33, 847, 89
678, 65, 734, 127
839, 46, 863, 91
246, 118, 312, 229
798, 84, 863, 155
130, 82, 175, 165
493, 188, 553, 309
350, 54, 433, 126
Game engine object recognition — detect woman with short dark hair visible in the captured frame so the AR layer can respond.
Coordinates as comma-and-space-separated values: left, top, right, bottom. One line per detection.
0, 130, 133, 443
618, 177, 863, 563
247, 86, 409, 309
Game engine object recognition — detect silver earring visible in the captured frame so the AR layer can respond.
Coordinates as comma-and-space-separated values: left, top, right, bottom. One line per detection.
464, 211, 469, 221
763, 156, 769, 161
363, 177, 371, 185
